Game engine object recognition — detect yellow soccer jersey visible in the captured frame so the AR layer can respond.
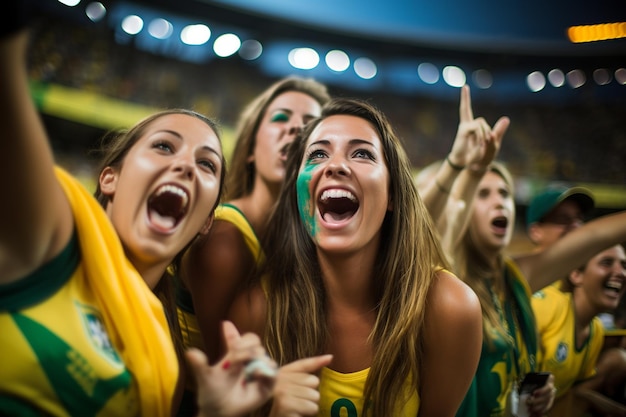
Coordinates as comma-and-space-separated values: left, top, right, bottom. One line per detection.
0, 167, 177, 417
0, 234, 138, 416
532, 284, 603, 397
317, 367, 419, 417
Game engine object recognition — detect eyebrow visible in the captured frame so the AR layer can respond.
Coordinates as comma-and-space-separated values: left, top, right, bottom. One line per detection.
307, 138, 376, 149
158, 129, 222, 159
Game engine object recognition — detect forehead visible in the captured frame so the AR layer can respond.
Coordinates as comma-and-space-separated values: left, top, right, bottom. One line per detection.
307, 114, 381, 146
480, 170, 509, 188
143, 114, 222, 153
593, 245, 626, 261
267, 91, 323, 115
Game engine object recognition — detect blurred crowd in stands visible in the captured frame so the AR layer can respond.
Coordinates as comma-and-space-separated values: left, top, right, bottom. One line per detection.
27, 18, 626, 192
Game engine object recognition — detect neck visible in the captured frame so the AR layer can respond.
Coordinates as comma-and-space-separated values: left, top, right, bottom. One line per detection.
126, 252, 167, 290
235, 179, 281, 239
572, 290, 596, 327
318, 248, 377, 312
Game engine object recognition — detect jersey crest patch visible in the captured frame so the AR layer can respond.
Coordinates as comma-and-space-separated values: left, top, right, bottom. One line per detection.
555, 342, 568, 362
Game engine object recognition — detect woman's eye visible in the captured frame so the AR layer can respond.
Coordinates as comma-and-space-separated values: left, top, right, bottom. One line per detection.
153, 141, 173, 152
271, 112, 290, 122
353, 149, 375, 160
198, 159, 216, 173
306, 149, 327, 161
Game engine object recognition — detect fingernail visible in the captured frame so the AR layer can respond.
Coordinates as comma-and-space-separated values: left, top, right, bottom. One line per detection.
222, 361, 231, 370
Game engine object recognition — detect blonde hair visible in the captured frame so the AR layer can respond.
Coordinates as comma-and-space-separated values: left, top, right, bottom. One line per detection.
452, 161, 515, 345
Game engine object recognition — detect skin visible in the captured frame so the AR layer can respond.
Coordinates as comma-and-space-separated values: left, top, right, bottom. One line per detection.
467, 171, 516, 257
99, 114, 223, 289
181, 90, 323, 362
570, 245, 626, 332
297, 114, 391, 256
420, 85, 509, 251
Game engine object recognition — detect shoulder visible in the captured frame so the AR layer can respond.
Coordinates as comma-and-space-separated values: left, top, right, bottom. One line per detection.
182, 219, 254, 287
426, 270, 482, 329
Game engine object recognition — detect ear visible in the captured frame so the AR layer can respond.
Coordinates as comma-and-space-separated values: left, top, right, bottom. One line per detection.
569, 269, 584, 288
246, 153, 255, 164
387, 196, 393, 212
527, 223, 542, 244
99, 166, 118, 197
199, 212, 215, 235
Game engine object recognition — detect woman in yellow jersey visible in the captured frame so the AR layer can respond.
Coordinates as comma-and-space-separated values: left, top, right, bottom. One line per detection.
229, 98, 483, 416
0, 14, 277, 417
532, 244, 626, 416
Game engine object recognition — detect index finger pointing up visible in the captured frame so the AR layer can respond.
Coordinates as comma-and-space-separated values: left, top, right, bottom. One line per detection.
459, 84, 474, 123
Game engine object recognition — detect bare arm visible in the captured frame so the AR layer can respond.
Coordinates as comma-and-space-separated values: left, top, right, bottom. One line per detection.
420, 85, 509, 251
182, 220, 257, 363
0, 27, 73, 284
516, 210, 626, 293
419, 270, 483, 416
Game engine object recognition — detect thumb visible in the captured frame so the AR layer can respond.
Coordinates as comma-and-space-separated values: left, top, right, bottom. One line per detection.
491, 116, 510, 142
222, 320, 241, 347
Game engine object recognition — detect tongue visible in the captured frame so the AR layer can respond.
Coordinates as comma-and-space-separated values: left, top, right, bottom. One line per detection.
323, 211, 353, 222
150, 209, 176, 230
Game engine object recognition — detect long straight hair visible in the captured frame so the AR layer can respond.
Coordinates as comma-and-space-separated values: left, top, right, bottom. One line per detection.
452, 161, 514, 345
259, 98, 450, 416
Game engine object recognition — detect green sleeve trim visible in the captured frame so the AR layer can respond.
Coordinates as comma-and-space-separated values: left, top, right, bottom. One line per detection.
0, 231, 80, 311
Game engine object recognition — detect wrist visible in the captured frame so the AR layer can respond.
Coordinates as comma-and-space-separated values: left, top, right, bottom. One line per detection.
446, 155, 465, 171
467, 163, 488, 176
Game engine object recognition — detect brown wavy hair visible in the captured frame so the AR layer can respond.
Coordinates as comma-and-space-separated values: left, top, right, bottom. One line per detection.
258, 98, 449, 416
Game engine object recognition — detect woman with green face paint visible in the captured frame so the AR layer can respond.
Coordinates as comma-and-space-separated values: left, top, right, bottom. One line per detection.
228, 98, 483, 416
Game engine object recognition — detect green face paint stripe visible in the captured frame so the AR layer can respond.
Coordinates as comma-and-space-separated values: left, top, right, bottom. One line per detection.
11, 313, 132, 416
296, 161, 318, 237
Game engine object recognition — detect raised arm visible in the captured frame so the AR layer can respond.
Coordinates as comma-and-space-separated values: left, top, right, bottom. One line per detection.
0, 23, 73, 284
421, 85, 508, 253
516, 210, 626, 293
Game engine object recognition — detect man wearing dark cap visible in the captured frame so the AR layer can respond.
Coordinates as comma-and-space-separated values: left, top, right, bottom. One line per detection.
528, 186, 626, 415
526, 186, 595, 253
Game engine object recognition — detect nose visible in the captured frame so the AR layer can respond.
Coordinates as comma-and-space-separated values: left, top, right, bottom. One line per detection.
288, 124, 302, 136
324, 154, 350, 178
172, 154, 195, 180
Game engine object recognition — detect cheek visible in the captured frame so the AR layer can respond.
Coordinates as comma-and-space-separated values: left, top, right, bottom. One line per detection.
296, 163, 317, 238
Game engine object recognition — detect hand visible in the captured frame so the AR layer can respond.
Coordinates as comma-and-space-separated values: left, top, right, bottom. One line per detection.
269, 354, 333, 417
188, 321, 277, 417
448, 85, 509, 172
526, 373, 556, 416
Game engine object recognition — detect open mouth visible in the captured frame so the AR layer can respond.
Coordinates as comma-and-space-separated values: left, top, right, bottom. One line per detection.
318, 189, 359, 223
491, 216, 508, 234
604, 280, 623, 294
279, 143, 291, 161
147, 184, 189, 232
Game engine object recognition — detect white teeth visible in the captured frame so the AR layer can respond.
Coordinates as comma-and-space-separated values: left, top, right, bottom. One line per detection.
606, 281, 623, 291
320, 189, 357, 202
156, 184, 189, 208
